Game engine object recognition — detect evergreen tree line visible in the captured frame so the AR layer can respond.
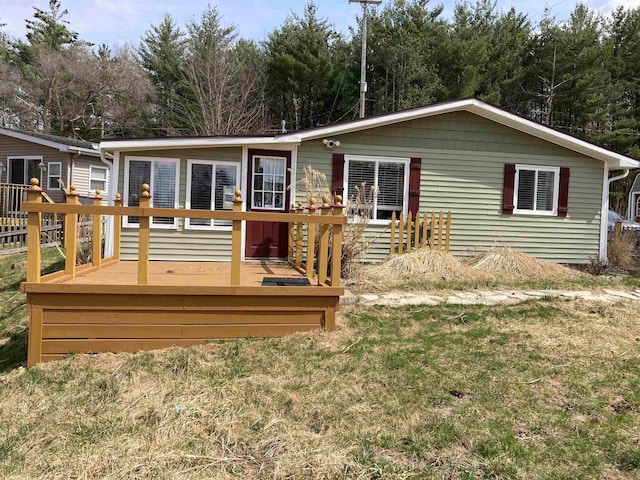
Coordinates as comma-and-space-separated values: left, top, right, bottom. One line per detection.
0, 1, 639, 205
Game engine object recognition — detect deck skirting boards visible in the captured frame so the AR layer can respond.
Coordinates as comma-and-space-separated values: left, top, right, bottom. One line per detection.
25, 290, 339, 366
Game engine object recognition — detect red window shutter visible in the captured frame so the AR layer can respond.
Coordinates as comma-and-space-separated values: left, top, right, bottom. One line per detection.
409, 157, 421, 215
558, 167, 570, 217
503, 163, 516, 215
331, 153, 345, 198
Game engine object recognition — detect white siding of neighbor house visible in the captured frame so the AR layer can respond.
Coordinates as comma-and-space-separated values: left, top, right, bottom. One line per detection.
70, 155, 110, 198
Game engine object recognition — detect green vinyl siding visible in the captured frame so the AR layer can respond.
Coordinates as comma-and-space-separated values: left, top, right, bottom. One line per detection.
116, 147, 241, 261
296, 111, 603, 264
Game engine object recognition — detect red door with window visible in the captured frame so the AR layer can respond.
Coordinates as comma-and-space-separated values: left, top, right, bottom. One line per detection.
245, 149, 292, 259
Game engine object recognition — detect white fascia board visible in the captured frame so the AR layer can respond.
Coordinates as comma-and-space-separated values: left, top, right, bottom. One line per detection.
68, 146, 102, 157
0, 127, 75, 152
283, 99, 476, 142
100, 136, 302, 152
467, 102, 640, 169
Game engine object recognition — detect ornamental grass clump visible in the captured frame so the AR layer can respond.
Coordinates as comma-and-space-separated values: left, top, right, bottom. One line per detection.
464, 246, 584, 281
293, 165, 375, 278
366, 248, 479, 286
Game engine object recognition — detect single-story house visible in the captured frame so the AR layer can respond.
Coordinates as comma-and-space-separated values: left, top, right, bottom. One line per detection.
0, 128, 111, 203
99, 98, 640, 264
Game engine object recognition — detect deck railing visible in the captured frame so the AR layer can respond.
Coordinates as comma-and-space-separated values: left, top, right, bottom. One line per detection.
389, 210, 452, 255
21, 179, 347, 288
287, 195, 345, 285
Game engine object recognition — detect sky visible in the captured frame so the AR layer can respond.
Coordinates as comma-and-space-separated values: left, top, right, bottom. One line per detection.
1, 0, 639, 49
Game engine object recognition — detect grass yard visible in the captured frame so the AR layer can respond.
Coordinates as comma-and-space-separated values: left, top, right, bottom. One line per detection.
0, 301, 639, 476
0, 250, 639, 478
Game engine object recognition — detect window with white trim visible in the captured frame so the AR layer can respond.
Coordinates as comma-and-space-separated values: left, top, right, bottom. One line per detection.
8, 156, 42, 186
90, 166, 108, 193
47, 162, 61, 189
345, 155, 409, 221
514, 165, 560, 215
186, 160, 240, 229
124, 157, 179, 227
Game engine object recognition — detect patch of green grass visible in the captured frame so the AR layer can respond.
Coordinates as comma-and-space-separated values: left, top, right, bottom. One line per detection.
0, 249, 64, 372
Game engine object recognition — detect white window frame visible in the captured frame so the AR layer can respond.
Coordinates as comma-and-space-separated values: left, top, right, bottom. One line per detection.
7, 155, 43, 186
185, 159, 241, 231
123, 156, 180, 229
250, 154, 288, 211
343, 154, 410, 224
513, 164, 560, 216
89, 165, 108, 194
47, 162, 62, 190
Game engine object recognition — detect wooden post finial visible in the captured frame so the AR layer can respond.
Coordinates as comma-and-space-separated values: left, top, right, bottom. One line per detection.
334, 195, 343, 207
141, 183, 151, 198
321, 194, 330, 207
234, 189, 242, 202
309, 197, 317, 209
29, 178, 41, 191
115, 193, 122, 201
69, 184, 78, 196
95, 190, 102, 198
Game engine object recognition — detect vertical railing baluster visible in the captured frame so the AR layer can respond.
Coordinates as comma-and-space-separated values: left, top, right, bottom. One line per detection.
398, 212, 405, 255
306, 197, 317, 279
437, 211, 444, 251
231, 190, 243, 286
288, 203, 295, 264
26, 178, 42, 283
64, 185, 79, 276
138, 184, 151, 285
295, 202, 303, 268
318, 195, 331, 285
445, 211, 452, 254
92, 190, 102, 269
330, 195, 345, 289
390, 211, 396, 255
113, 193, 122, 260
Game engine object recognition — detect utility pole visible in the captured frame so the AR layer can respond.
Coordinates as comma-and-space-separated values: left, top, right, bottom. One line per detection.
350, 0, 381, 119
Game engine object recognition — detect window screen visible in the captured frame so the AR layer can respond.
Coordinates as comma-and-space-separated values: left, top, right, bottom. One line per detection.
151, 161, 177, 225
126, 159, 177, 226
516, 166, 557, 213
90, 166, 108, 192
188, 162, 239, 228
48, 162, 61, 189
346, 158, 407, 220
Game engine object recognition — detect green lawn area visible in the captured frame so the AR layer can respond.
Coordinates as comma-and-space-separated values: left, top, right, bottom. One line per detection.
0, 251, 639, 478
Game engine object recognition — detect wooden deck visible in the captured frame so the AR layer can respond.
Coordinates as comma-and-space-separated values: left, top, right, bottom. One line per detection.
47, 260, 309, 287
20, 182, 346, 366
23, 261, 342, 365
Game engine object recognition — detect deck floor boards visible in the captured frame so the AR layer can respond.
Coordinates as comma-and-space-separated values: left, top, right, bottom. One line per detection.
53, 261, 308, 287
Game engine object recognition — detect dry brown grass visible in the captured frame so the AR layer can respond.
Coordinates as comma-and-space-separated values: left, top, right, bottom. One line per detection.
1, 299, 640, 478
362, 246, 585, 289
608, 230, 638, 269
365, 248, 481, 287
464, 246, 585, 281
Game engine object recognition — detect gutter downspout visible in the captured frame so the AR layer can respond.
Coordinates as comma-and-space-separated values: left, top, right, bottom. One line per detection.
599, 168, 630, 262
100, 150, 115, 257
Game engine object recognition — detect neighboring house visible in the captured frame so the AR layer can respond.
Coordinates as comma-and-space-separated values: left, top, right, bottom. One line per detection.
629, 173, 640, 223
100, 98, 640, 264
0, 128, 111, 203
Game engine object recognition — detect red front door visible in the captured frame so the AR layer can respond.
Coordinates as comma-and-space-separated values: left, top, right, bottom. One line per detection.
245, 149, 292, 259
